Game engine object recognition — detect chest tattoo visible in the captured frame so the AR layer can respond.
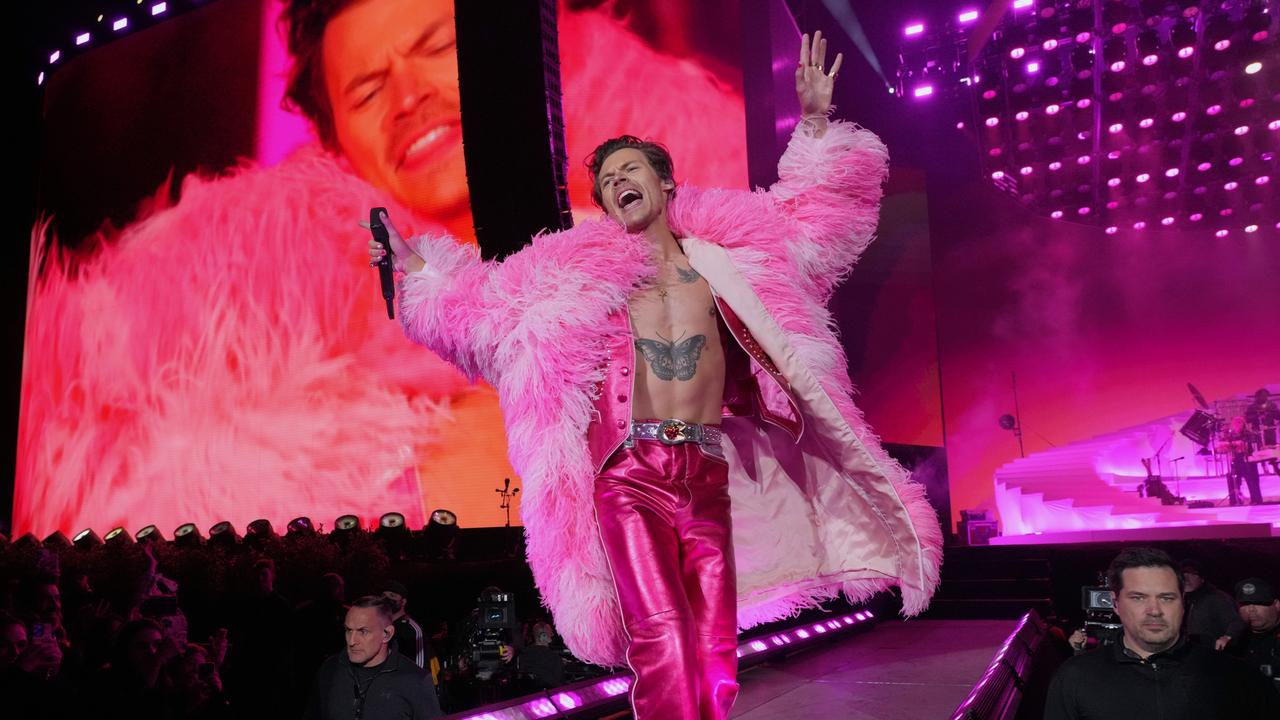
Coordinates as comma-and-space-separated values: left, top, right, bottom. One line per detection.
634, 332, 706, 381
675, 265, 701, 284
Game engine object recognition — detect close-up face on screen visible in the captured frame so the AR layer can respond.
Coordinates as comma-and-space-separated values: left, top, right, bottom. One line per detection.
18, 0, 748, 538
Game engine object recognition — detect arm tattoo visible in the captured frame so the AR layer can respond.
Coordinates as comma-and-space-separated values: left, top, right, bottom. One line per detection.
675, 265, 701, 284
634, 332, 706, 381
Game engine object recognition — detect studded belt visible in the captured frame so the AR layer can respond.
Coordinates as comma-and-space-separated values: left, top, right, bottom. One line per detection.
630, 419, 723, 447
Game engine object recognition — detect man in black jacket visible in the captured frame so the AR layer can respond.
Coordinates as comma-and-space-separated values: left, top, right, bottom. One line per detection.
1045, 547, 1278, 719
306, 595, 442, 719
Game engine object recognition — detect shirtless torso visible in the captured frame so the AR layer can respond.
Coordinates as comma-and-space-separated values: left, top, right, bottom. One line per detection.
627, 249, 726, 425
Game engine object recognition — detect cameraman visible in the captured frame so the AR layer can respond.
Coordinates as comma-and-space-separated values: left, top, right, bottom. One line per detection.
1046, 547, 1279, 719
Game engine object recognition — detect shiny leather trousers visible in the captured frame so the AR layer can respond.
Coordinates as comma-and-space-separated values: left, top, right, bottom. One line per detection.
593, 438, 739, 720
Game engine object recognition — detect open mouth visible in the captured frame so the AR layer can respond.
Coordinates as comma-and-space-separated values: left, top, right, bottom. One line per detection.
617, 189, 643, 210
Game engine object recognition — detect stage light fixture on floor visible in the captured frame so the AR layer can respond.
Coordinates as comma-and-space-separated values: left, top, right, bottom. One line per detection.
73, 528, 103, 550
331, 514, 362, 544
287, 516, 316, 537
246, 518, 275, 541
43, 531, 71, 549
209, 521, 239, 547
136, 525, 165, 544
1206, 13, 1234, 52
104, 527, 133, 546
173, 522, 203, 547
424, 509, 460, 560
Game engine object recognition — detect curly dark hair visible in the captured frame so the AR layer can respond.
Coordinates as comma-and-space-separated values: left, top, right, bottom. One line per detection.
1106, 547, 1181, 594
279, 0, 363, 150
585, 135, 677, 208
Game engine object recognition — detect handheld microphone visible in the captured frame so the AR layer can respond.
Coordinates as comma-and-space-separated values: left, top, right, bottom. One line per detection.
369, 207, 395, 319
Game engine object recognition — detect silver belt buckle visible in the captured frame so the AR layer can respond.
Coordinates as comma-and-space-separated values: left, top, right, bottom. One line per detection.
657, 419, 694, 445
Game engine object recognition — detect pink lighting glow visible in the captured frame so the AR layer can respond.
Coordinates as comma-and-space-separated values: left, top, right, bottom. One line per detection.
1049, 161, 1063, 171
1216, 229, 1230, 237
1165, 168, 1180, 178
1234, 125, 1250, 135
1136, 173, 1151, 183
1139, 117, 1155, 128
1046, 104, 1062, 115
1229, 156, 1244, 166
985, 116, 1000, 127
956, 121, 965, 129
1245, 225, 1259, 233
1190, 213, 1203, 221
1172, 111, 1187, 122
1143, 54, 1158, 66
1108, 123, 1124, 134
1177, 46, 1195, 58
1206, 104, 1222, 115
1133, 221, 1147, 229
1106, 200, 1120, 209
991, 170, 1005, 180
1257, 176, 1271, 185
904, 23, 925, 37
1078, 98, 1093, 109
1076, 31, 1092, 43
113, 18, 128, 31
1010, 47, 1026, 59
1271, 120, 1280, 131
528, 698, 557, 717
1221, 208, 1234, 216
37, 72, 44, 85
913, 85, 934, 98
1014, 0, 1033, 7
1020, 166, 1033, 175
1027, 62, 1040, 73
813, 624, 827, 634
1043, 38, 1059, 50
1051, 210, 1064, 219
1161, 216, 1175, 226
1015, 111, 1030, 121
959, 10, 980, 24
1198, 162, 1213, 171
49, 51, 61, 64
553, 693, 581, 710
796, 629, 810, 639
601, 678, 631, 696
1245, 62, 1262, 74
1213, 40, 1230, 51
1107, 151, 1121, 160
1077, 206, 1091, 215
1105, 226, 1118, 234
152, 2, 168, 16
1108, 177, 1122, 187
1077, 155, 1091, 165
76, 33, 90, 46
1110, 61, 1126, 72
750, 640, 767, 652
1224, 181, 1239, 191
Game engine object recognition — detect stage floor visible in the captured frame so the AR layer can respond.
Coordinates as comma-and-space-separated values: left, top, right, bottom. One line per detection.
732, 619, 1014, 719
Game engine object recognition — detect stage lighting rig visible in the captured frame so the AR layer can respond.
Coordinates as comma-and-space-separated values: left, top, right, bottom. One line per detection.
895, 0, 1280, 235
135, 525, 165, 544
209, 521, 239, 547
73, 528, 103, 550
104, 527, 134, 546
173, 522, 203, 547
286, 516, 316, 537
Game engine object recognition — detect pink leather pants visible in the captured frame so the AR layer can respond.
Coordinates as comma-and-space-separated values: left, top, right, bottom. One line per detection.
593, 435, 739, 720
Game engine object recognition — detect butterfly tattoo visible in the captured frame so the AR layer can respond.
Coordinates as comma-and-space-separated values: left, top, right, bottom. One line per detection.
634, 332, 706, 381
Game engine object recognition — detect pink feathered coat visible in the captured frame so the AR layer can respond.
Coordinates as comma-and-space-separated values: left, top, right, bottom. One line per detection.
397, 120, 943, 667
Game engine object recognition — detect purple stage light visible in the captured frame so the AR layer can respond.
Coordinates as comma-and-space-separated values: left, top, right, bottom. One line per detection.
771, 636, 784, 646
796, 629, 810, 639
985, 116, 1000, 127
1107, 150, 1122, 160
1077, 206, 1091, 215
1108, 123, 1124, 134
749, 640, 767, 652
866, 611, 875, 618
989, 148, 1002, 157
1108, 177, 1122, 187
904, 23, 924, 37
1257, 176, 1271, 186
1245, 224, 1259, 233
1137, 173, 1151, 183
1240, 98, 1256, 109
856, 612, 868, 621
1189, 213, 1203, 222
1010, 47, 1026, 59
1014, 0, 1033, 7
1106, 200, 1120, 209
1177, 46, 1195, 58
601, 678, 631, 696
1206, 104, 1223, 116
1234, 125, 1249, 135
1110, 61, 1126, 72
1043, 38, 1059, 51
528, 698, 557, 717
1216, 229, 1230, 237
1076, 154, 1090, 165
1224, 181, 1239, 191
1171, 111, 1187, 122
1161, 216, 1175, 226
1078, 98, 1093, 109
1165, 168, 1180, 178
813, 624, 827, 634
37, 72, 44, 85
1046, 103, 1062, 115
1270, 120, 1280, 131
1049, 161, 1063, 171
1027, 61, 1040, 74
1143, 54, 1158, 66
991, 170, 1005, 180
113, 18, 128, 32
959, 10, 980, 24
76, 33, 90, 46
1245, 62, 1262, 75
553, 692, 581, 710
1016, 111, 1030, 121
1221, 208, 1234, 216
1139, 117, 1155, 128
1133, 221, 1147, 230
1213, 40, 1230, 52
956, 121, 965, 130
1021, 166, 1033, 175
49, 50, 61, 64
1229, 156, 1244, 166
152, 2, 168, 16
1076, 31, 1092, 43
913, 85, 934, 98
1051, 210, 1064, 219
1197, 161, 1213, 171
1105, 226, 1118, 234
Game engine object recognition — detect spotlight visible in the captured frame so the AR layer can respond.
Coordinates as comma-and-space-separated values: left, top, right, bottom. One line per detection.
424, 509, 460, 560
73, 528, 103, 550
1245, 62, 1261, 75
334, 514, 361, 531
959, 10, 980, 25
287, 517, 316, 537
136, 525, 166, 544
104, 527, 134, 546
43, 531, 71, 549
1103, 37, 1128, 73
1205, 14, 1233, 52
1245, 6, 1270, 42
1103, 1, 1132, 35
904, 23, 925, 37
1171, 21, 1196, 58
1071, 45, 1094, 79
209, 521, 239, 547
1068, 5, 1093, 42
173, 522, 203, 547
246, 519, 277, 547
1136, 30, 1160, 66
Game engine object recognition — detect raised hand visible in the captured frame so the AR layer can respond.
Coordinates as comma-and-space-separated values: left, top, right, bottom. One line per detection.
795, 30, 843, 117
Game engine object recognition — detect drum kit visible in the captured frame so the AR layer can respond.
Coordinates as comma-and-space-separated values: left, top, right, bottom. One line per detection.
1175, 384, 1279, 505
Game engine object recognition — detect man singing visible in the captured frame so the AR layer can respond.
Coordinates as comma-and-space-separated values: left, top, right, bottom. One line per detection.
368, 31, 941, 719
